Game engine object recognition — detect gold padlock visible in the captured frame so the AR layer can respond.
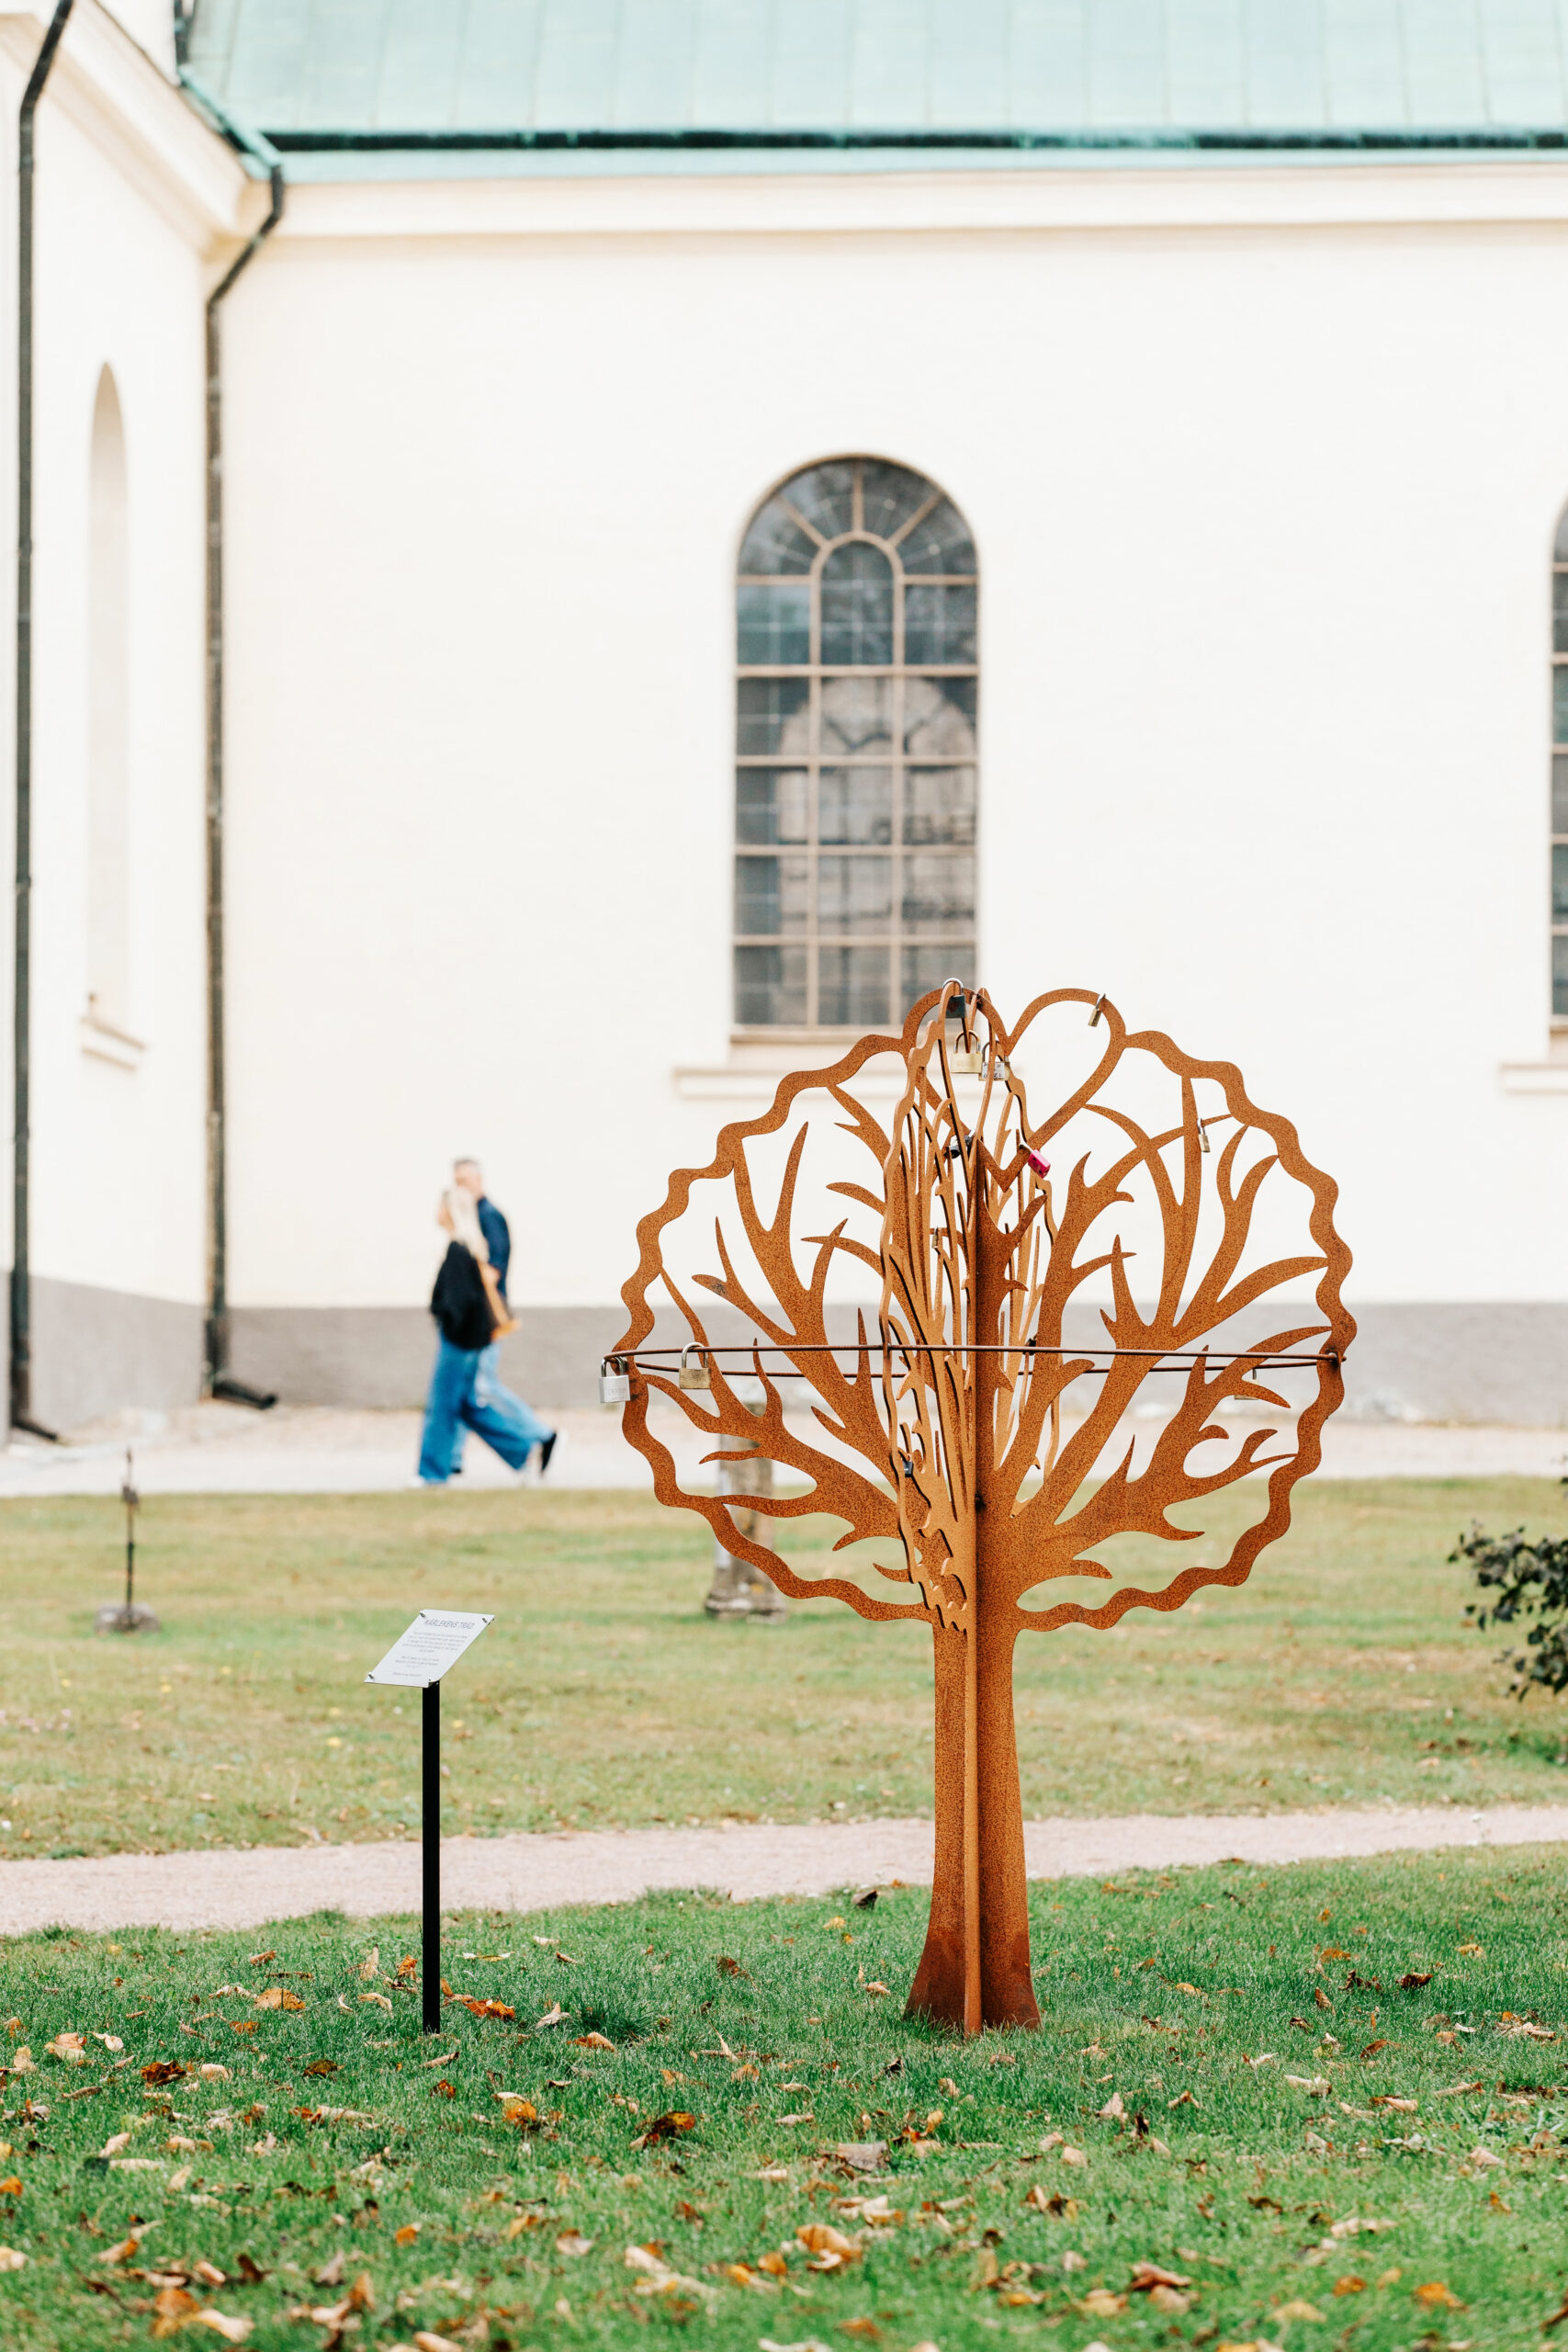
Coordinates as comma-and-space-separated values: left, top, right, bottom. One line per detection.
949, 1046, 984, 1076
678, 1344, 712, 1392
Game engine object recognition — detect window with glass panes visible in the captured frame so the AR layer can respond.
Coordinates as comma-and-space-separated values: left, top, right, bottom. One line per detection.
734, 458, 977, 1029
1555, 506, 1568, 1014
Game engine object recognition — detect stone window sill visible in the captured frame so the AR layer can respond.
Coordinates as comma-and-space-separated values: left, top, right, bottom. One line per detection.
674, 1030, 908, 1103
81, 1011, 146, 1070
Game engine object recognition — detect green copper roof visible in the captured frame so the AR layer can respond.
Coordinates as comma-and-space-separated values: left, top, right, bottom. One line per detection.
183, 0, 1568, 158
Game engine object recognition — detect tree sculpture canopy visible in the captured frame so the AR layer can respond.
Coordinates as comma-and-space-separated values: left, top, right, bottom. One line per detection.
612, 984, 1353, 2031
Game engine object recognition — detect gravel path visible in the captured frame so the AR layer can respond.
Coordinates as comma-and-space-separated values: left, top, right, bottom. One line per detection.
2, 1402, 1566, 1497
4, 1803, 1566, 1936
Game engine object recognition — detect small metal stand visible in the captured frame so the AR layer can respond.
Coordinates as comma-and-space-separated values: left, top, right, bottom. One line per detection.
365, 1609, 493, 2033
95, 1448, 159, 1634
705, 1380, 785, 1621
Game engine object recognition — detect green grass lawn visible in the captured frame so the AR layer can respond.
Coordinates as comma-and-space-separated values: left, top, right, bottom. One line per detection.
2, 1846, 1567, 2349
3, 1479, 1568, 1860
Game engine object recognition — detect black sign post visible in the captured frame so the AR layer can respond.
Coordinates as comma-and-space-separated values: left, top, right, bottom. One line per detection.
422, 1678, 440, 2031
366, 1610, 494, 2034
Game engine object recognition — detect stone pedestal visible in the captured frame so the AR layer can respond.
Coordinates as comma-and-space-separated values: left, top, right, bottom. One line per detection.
705, 1384, 785, 1621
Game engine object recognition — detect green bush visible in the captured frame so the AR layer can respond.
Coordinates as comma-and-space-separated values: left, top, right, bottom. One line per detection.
1454, 1518, 1568, 1696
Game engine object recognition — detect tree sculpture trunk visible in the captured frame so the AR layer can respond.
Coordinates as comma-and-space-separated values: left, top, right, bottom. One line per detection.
906, 1614, 1038, 2030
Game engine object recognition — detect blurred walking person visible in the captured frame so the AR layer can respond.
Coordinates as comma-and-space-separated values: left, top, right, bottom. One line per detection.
446, 1157, 556, 1478
416, 1182, 555, 1486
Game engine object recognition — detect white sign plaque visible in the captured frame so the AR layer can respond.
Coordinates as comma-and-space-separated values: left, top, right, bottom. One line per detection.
365, 1610, 494, 1688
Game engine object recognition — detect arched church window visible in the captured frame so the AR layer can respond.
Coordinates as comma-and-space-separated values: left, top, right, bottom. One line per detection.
88, 365, 130, 1031
734, 458, 977, 1030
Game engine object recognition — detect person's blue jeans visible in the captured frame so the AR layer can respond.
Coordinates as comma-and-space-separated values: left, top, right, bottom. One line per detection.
445, 1340, 552, 1476
419, 1335, 549, 1484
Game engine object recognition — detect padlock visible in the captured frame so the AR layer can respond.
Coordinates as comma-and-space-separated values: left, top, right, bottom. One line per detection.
949, 1046, 985, 1076
599, 1357, 631, 1407
678, 1344, 712, 1392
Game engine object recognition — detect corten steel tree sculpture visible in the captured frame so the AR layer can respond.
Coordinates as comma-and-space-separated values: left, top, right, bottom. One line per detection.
611, 983, 1353, 2033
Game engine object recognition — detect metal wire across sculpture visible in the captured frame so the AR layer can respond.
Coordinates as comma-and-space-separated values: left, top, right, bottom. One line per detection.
609, 983, 1353, 2034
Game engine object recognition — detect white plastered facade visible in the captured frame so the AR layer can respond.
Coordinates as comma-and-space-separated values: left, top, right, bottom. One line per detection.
0, 3, 251, 1424
11, 16, 1568, 1420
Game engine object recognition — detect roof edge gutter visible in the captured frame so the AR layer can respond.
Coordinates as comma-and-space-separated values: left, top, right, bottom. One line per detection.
255, 122, 1568, 155
180, 67, 282, 1412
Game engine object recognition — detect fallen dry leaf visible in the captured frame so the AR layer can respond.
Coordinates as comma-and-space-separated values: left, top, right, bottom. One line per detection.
573, 2032, 615, 2051
1397, 1971, 1433, 1989
1413, 2282, 1465, 2310
357, 1947, 379, 1980
358, 1991, 392, 2011
198, 2064, 229, 2081
151, 2284, 200, 2338
796, 2222, 860, 2271
0, 2248, 24, 2272
1285, 2075, 1330, 2096
834, 2195, 901, 2227
252, 1987, 305, 2011
92, 2033, 123, 2052
186, 2314, 252, 2344
1272, 2300, 1325, 2323
533, 2003, 570, 2030
1059, 2144, 1089, 2166
834, 2141, 888, 2173
1371, 2096, 1418, 2112
1456, 1943, 1483, 1958
302, 2060, 339, 2078
451, 1996, 514, 2021
394, 2224, 419, 2247
1333, 2277, 1365, 2296
1099, 2092, 1125, 2120
557, 2232, 593, 2257
1130, 2263, 1193, 2292
141, 2062, 186, 2086
412, 2335, 462, 2352
0, 2178, 21, 2198
1080, 2289, 1128, 2316
495, 2096, 539, 2128
631, 2111, 696, 2150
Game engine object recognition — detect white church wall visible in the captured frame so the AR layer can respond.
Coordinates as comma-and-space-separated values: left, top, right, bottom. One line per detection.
0, 8, 248, 1426
209, 161, 1568, 1416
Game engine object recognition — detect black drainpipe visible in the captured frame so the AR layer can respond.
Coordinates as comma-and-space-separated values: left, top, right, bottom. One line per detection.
179, 73, 282, 1408
11, 0, 77, 1441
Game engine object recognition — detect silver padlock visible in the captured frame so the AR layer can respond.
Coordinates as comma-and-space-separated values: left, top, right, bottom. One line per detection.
678, 1343, 712, 1392
599, 1356, 631, 1406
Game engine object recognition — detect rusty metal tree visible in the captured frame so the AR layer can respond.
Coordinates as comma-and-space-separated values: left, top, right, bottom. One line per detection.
611, 983, 1354, 2033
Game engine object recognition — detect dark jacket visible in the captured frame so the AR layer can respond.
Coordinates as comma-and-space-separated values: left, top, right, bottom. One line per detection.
477, 1197, 511, 1299
431, 1241, 492, 1351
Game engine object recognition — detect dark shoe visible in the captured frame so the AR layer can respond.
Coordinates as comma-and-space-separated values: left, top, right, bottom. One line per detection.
537, 1432, 558, 1476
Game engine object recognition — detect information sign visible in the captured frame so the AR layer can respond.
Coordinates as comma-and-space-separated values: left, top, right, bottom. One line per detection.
366, 1610, 493, 1688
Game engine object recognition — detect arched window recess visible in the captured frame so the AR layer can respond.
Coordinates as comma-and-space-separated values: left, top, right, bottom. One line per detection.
734, 456, 977, 1032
